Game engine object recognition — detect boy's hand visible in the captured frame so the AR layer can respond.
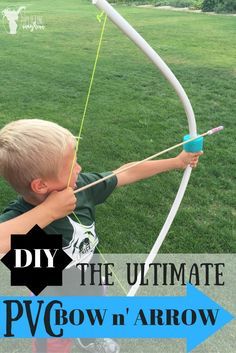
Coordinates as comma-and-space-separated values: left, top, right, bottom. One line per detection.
176, 151, 203, 170
42, 187, 77, 221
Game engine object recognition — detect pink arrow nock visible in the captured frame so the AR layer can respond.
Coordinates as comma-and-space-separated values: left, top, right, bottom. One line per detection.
207, 126, 224, 135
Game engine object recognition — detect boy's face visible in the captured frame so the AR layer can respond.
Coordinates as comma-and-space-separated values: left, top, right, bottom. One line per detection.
46, 141, 81, 192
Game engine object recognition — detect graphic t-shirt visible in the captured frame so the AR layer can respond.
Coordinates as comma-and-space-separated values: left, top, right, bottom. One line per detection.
0, 172, 117, 266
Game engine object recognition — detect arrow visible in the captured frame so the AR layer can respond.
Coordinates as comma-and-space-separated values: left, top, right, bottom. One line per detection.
74, 126, 224, 194
0, 284, 233, 352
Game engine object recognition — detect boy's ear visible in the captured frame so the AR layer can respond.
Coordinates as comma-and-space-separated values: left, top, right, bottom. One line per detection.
30, 179, 49, 194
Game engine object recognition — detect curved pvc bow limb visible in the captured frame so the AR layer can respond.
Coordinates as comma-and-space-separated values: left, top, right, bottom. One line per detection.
92, 0, 197, 297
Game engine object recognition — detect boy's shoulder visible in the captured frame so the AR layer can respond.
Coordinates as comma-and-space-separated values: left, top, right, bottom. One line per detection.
76, 171, 117, 206
0, 196, 32, 223
77, 171, 116, 185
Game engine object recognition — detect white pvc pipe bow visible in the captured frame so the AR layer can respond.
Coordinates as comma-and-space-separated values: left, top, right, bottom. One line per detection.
92, 0, 197, 297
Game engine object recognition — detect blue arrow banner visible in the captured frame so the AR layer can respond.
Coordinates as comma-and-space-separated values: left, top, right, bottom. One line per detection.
0, 285, 233, 352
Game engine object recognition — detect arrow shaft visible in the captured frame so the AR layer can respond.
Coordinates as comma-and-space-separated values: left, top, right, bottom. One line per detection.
74, 130, 208, 195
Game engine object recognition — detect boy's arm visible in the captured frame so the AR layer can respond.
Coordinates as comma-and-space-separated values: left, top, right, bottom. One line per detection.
0, 188, 76, 254
115, 151, 202, 187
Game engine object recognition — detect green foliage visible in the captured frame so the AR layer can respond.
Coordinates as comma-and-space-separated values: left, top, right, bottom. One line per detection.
202, 0, 217, 11
202, 0, 236, 12
154, 0, 197, 7
190, 0, 204, 9
214, 0, 236, 13
112, 0, 235, 12
115, 0, 198, 7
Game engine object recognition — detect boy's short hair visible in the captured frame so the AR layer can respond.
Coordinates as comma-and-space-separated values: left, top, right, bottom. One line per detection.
0, 119, 75, 196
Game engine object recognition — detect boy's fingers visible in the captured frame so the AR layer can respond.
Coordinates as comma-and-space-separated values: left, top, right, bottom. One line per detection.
190, 163, 197, 168
194, 151, 203, 157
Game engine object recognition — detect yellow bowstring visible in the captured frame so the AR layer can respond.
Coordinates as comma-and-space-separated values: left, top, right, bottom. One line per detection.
67, 13, 107, 188
66, 13, 128, 295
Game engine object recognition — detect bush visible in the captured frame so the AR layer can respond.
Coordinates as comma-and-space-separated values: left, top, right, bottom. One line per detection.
202, 0, 236, 12
202, 0, 217, 11
189, 0, 203, 9
214, 0, 236, 13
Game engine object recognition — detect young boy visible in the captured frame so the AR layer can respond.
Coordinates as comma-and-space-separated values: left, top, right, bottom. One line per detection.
0, 119, 202, 353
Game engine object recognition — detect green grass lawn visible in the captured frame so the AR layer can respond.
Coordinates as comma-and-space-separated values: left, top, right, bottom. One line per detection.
0, 0, 235, 255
